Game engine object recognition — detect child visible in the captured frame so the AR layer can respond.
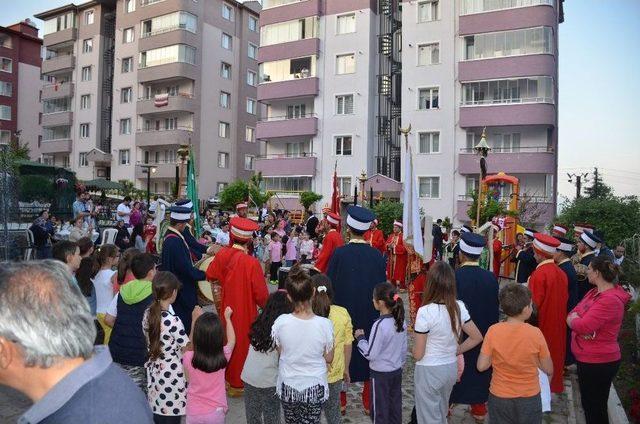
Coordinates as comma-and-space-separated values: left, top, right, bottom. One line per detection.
412, 261, 483, 423
284, 230, 298, 267
268, 233, 283, 285
112, 247, 140, 293
311, 240, 320, 262
106, 253, 157, 393
143, 271, 191, 424
272, 267, 334, 424
354, 282, 407, 423
242, 291, 292, 424
311, 274, 353, 423
299, 232, 314, 264
93, 244, 119, 343
183, 307, 236, 424
477, 283, 553, 424
261, 234, 272, 277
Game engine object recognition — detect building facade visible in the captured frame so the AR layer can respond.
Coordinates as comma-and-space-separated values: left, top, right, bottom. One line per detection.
402, 0, 563, 226
0, 20, 42, 152
36, 0, 261, 198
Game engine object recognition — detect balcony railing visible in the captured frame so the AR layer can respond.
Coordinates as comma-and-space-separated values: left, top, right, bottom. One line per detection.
259, 113, 317, 123
258, 153, 316, 159
458, 194, 553, 203
138, 92, 194, 101
461, 97, 554, 106
141, 24, 194, 39
459, 146, 553, 153
137, 126, 193, 133
263, 0, 309, 9
141, 0, 165, 5
261, 71, 314, 84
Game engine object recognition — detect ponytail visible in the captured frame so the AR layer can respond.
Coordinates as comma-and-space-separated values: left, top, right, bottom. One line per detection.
374, 282, 405, 333
146, 271, 181, 361
311, 273, 334, 318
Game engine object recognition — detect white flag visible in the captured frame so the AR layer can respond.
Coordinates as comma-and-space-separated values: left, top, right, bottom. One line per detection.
403, 142, 425, 259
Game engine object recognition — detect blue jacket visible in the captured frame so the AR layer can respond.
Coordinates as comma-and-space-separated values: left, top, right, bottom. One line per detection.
109, 287, 153, 367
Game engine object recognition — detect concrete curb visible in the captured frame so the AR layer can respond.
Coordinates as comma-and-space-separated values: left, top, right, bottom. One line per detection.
608, 385, 630, 424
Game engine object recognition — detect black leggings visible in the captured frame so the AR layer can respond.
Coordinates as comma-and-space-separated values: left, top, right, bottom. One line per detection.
270, 261, 282, 281
153, 414, 181, 424
577, 360, 621, 424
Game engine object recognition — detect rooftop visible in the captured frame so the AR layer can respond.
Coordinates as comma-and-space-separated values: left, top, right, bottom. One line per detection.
34, 0, 117, 20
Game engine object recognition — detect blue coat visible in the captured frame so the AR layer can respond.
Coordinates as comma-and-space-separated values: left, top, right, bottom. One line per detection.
327, 241, 387, 383
513, 246, 536, 284
184, 225, 208, 261
558, 259, 579, 365
160, 228, 206, 330
450, 263, 499, 405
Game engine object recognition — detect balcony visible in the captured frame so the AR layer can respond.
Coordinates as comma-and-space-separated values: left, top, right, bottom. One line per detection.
258, 38, 320, 63
41, 111, 73, 127
258, 77, 319, 102
40, 139, 72, 154
254, 155, 317, 177
42, 28, 77, 47
459, 103, 556, 128
456, 194, 555, 224
138, 62, 199, 83
135, 162, 178, 179
458, 147, 555, 175
256, 114, 318, 139
135, 127, 193, 147
41, 54, 75, 75
137, 94, 196, 115
459, 55, 556, 82
459, 4, 557, 35
261, 0, 321, 26
41, 82, 74, 99
138, 28, 199, 53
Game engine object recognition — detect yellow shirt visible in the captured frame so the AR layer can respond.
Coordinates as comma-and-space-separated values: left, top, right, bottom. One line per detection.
327, 305, 354, 383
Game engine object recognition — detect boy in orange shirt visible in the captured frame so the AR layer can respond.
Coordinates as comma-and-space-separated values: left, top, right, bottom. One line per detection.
477, 283, 553, 424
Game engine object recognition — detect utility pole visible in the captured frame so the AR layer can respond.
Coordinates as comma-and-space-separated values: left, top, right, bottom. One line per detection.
567, 172, 589, 199
593, 167, 599, 199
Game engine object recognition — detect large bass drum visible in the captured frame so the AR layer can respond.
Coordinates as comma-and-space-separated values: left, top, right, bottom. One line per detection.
194, 255, 221, 312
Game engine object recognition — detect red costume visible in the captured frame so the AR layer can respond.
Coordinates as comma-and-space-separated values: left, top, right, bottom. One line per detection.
409, 271, 428, 328
364, 228, 385, 254
386, 231, 408, 288
143, 224, 157, 254
529, 259, 568, 393
315, 228, 344, 273
492, 238, 503, 279
206, 218, 269, 390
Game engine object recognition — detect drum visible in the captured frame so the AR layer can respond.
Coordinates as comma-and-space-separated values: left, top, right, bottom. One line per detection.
277, 264, 317, 289
195, 255, 220, 309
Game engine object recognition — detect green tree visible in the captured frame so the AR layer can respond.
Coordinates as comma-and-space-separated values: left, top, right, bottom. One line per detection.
248, 172, 270, 208
19, 175, 54, 202
300, 191, 323, 212
219, 180, 250, 211
466, 190, 516, 225
373, 199, 403, 236
583, 169, 613, 200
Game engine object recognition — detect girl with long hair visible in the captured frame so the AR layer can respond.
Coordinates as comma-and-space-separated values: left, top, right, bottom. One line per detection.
241, 291, 292, 423
75, 255, 103, 344
271, 266, 334, 424
144, 271, 189, 424
413, 262, 483, 423
354, 282, 407, 423
112, 247, 140, 292
183, 308, 235, 424
93, 244, 118, 343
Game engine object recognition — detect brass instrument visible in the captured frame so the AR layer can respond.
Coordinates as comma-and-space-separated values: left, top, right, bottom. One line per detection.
572, 252, 588, 281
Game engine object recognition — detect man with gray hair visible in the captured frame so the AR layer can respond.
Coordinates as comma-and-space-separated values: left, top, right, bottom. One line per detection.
0, 260, 152, 423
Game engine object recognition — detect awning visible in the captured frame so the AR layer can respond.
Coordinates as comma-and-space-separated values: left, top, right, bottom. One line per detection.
82, 179, 123, 190
86, 148, 112, 164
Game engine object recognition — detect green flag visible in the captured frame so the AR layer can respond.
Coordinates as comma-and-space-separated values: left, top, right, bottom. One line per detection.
187, 148, 201, 233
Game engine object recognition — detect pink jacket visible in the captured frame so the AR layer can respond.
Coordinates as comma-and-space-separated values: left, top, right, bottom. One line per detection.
570, 285, 631, 363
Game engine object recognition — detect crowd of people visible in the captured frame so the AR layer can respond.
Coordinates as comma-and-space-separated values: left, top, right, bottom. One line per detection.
1, 196, 634, 424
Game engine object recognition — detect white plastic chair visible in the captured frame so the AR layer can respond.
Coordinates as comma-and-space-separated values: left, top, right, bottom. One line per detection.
101, 228, 118, 246
24, 229, 35, 261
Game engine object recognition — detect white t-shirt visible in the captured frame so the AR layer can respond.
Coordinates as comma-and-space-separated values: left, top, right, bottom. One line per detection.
271, 314, 333, 401
216, 231, 230, 246
116, 203, 131, 224
93, 269, 116, 314
414, 300, 471, 366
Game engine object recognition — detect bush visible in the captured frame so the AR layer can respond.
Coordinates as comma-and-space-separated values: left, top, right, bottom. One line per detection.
373, 199, 403, 237
219, 180, 249, 211
19, 175, 54, 202
300, 191, 323, 212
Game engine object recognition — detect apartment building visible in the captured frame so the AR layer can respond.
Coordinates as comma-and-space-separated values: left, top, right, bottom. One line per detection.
0, 20, 42, 153
36, 0, 261, 198
255, 0, 381, 204
402, 0, 564, 226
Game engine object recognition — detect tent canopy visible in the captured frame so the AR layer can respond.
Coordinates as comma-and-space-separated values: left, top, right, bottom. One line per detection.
82, 179, 124, 190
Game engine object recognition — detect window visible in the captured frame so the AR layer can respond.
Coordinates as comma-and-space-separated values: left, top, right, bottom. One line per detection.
335, 136, 352, 156
43, 12, 76, 35
286, 141, 308, 156
244, 155, 255, 170
461, 76, 554, 105
219, 122, 230, 138
121, 87, 133, 103
43, 98, 70, 114
337, 177, 352, 197
123, 27, 135, 43
119, 149, 130, 165
418, 0, 439, 22
463, 27, 554, 60
260, 17, 319, 46
0, 105, 10, 120
249, 16, 258, 32
247, 70, 257, 86
418, 43, 440, 65
218, 152, 229, 168
79, 123, 90, 138
419, 176, 440, 198
246, 98, 256, 115
139, 44, 196, 68
84, 10, 94, 25
462, 0, 554, 15
43, 125, 71, 141
216, 182, 228, 194
248, 43, 258, 60
336, 54, 355, 74
286, 104, 306, 118
492, 133, 521, 152
419, 87, 439, 109
220, 91, 230, 108
466, 132, 477, 150
0, 130, 10, 144
222, 3, 234, 21
336, 14, 356, 34
82, 39, 93, 53
418, 132, 440, 154
141, 12, 197, 37
0, 58, 12, 73
124, 0, 135, 13
245, 126, 255, 142
81, 66, 92, 81
0, 81, 12, 97
545, 174, 554, 199
466, 177, 478, 194
164, 117, 178, 129
80, 94, 91, 109
222, 33, 232, 50
79, 152, 88, 167
221, 62, 231, 79
121, 57, 133, 73
336, 94, 354, 115
120, 118, 132, 135
259, 56, 317, 83
0, 35, 11, 49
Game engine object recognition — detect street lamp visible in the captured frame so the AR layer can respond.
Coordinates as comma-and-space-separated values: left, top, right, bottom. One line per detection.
474, 127, 491, 227
140, 164, 157, 205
